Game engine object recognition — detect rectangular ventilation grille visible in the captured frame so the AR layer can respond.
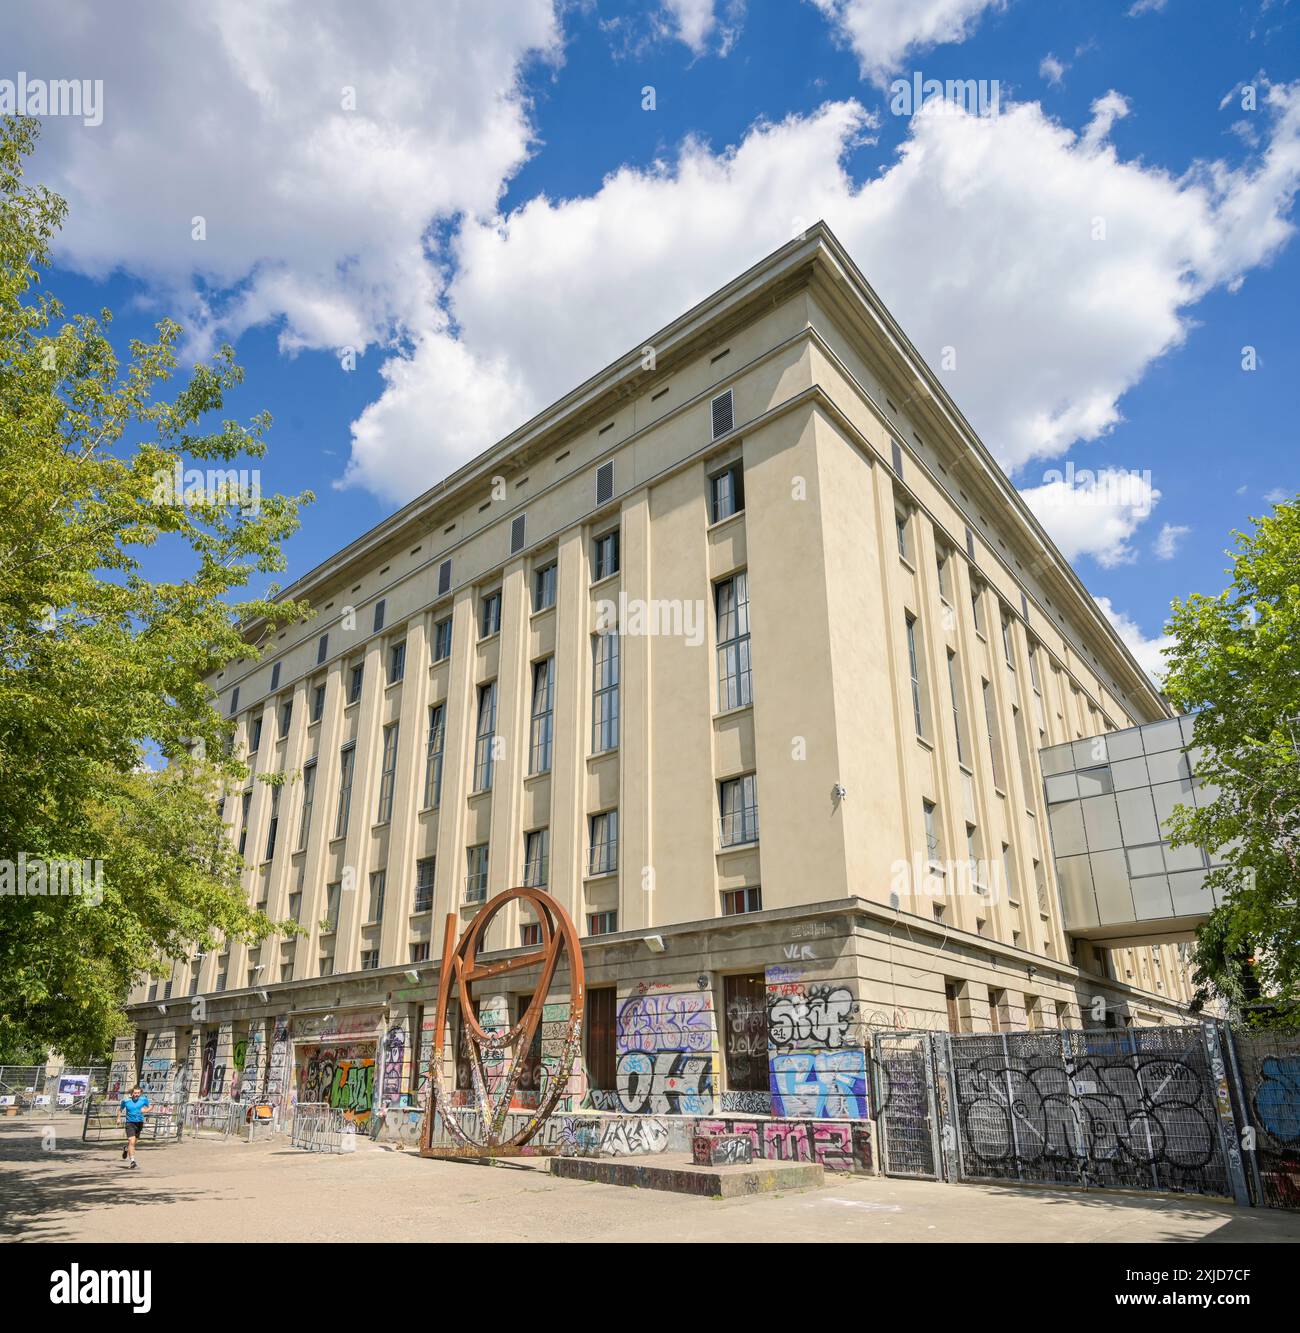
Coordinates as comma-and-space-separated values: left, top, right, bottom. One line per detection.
596, 461, 614, 506
710, 390, 734, 440
437, 560, 452, 596
510, 514, 526, 554
890, 439, 903, 477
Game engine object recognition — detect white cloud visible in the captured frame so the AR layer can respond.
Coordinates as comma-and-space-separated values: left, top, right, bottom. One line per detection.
1153, 522, 1190, 559
661, 0, 745, 56
8, 0, 562, 356
345, 82, 1300, 502
1094, 597, 1173, 685
807, 0, 1006, 85
1039, 54, 1067, 87
1265, 487, 1292, 504
1019, 468, 1160, 568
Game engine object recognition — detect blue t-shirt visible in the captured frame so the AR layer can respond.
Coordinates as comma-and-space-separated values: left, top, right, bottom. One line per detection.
120, 1095, 150, 1123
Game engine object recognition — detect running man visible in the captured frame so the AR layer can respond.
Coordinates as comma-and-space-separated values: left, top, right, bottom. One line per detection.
116, 1085, 155, 1168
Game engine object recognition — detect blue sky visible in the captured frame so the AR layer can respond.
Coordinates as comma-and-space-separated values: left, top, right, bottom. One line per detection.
10, 0, 1300, 678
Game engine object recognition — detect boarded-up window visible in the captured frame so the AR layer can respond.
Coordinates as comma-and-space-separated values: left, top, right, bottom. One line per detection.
585, 987, 617, 1092
723, 973, 769, 1092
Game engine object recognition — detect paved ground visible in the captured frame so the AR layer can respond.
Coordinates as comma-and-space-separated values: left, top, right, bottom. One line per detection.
3, 1119, 1298, 1243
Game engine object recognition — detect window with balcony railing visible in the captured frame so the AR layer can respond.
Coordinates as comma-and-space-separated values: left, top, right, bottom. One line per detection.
715, 572, 751, 711
587, 810, 618, 877
465, 843, 489, 903
719, 774, 759, 847
473, 682, 497, 792
414, 856, 435, 913
529, 658, 554, 774
523, 828, 549, 888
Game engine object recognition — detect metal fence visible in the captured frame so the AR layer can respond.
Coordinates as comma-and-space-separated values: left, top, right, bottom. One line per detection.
1228, 1026, 1300, 1210
873, 1023, 1249, 1204
871, 1032, 940, 1179
289, 1103, 357, 1153
81, 1092, 184, 1144
184, 1099, 244, 1137
0, 1065, 106, 1117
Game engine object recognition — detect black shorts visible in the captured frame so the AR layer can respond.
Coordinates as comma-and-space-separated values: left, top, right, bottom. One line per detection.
124, 1122, 144, 1139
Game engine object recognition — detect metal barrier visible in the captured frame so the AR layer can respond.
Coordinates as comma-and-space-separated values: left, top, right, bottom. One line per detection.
82, 1093, 184, 1144
0, 1065, 106, 1117
1227, 1026, 1300, 1209
872, 1023, 1250, 1203
289, 1103, 357, 1153
184, 1100, 243, 1137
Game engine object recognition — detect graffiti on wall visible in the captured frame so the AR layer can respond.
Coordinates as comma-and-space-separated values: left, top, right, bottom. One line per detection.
264, 1021, 289, 1106
764, 968, 868, 1119
611, 989, 717, 1116
381, 1024, 406, 1105
297, 1042, 378, 1123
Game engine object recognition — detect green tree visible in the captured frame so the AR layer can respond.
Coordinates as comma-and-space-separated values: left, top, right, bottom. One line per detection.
1162, 497, 1300, 1024
0, 117, 312, 1062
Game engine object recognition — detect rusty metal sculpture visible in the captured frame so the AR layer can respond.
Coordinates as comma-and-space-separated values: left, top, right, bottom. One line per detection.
420, 886, 584, 1158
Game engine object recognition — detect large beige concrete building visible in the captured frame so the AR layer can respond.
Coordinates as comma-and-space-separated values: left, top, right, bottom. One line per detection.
121, 225, 1200, 1132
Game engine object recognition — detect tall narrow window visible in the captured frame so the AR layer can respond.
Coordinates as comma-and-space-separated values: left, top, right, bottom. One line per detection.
473, 682, 497, 792
317, 633, 328, 664
249, 715, 263, 753
592, 529, 619, 581
529, 657, 554, 773
480, 591, 501, 638
970, 580, 986, 635
719, 774, 759, 847
585, 987, 617, 1091
279, 700, 292, 737
466, 844, 489, 903
387, 640, 406, 684
325, 881, 341, 932
311, 682, 326, 722
591, 634, 619, 753
264, 783, 280, 861
923, 799, 942, 865
588, 810, 618, 877
297, 760, 316, 851
895, 507, 911, 561
936, 546, 952, 602
238, 789, 252, 857
368, 869, 386, 922
906, 614, 926, 737
423, 703, 445, 809
1001, 610, 1015, 668
348, 661, 364, 704
376, 722, 399, 823
1027, 640, 1042, 693
414, 857, 435, 913
947, 651, 966, 766
983, 680, 1006, 790
373, 599, 386, 633
709, 460, 745, 524
432, 617, 453, 662
334, 743, 355, 838
533, 562, 557, 612
715, 572, 752, 711
523, 828, 549, 888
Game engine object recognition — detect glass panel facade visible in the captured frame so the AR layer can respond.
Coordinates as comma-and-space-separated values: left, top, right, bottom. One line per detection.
1038, 716, 1223, 937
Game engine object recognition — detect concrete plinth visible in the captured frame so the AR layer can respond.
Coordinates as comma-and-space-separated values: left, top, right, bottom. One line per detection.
548, 1151, 824, 1198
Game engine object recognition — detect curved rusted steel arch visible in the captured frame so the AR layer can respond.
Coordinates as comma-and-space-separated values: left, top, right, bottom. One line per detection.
420, 886, 585, 1156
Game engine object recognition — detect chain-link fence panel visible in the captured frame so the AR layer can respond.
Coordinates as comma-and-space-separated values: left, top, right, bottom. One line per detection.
1230, 1027, 1300, 1209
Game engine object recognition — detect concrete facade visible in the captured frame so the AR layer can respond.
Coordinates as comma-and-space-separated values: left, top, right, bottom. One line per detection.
122, 225, 1201, 1144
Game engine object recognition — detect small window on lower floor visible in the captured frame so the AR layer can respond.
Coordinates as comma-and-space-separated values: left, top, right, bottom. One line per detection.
588, 911, 617, 936
360, 949, 380, 971
520, 922, 542, 948
319, 956, 334, 978
410, 942, 429, 963
721, 886, 762, 916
